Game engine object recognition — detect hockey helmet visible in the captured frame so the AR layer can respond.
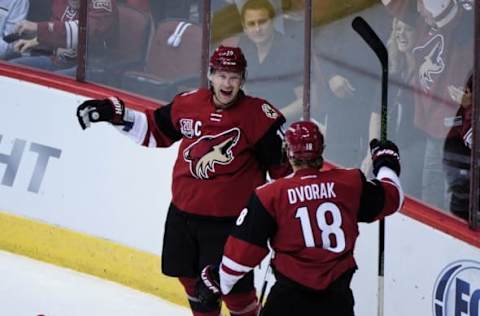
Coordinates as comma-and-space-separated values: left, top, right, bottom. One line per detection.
209, 45, 247, 73
285, 121, 324, 161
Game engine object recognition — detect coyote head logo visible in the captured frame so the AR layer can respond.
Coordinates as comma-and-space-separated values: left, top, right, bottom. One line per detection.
183, 128, 240, 179
413, 34, 445, 92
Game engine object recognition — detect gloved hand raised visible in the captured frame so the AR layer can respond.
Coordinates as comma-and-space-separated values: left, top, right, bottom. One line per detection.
196, 265, 221, 306
76, 96, 127, 129
370, 139, 401, 176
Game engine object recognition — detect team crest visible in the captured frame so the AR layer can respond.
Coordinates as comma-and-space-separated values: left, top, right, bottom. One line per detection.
413, 34, 445, 92
183, 128, 240, 179
262, 103, 278, 119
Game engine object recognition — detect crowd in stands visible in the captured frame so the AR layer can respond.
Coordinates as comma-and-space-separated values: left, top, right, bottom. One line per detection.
0, 0, 475, 221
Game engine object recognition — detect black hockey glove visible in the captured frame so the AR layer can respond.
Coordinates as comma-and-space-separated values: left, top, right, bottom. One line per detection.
370, 138, 401, 176
76, 97, 127, 130
197, 265, 221, 306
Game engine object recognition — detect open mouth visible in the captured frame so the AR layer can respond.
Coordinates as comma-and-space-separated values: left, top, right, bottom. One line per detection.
220, 89, 233, 97
396, 37, 409, 49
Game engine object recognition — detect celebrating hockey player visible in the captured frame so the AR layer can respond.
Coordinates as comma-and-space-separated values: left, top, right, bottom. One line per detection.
76, 45, 291, 316
198, 120, 404, 316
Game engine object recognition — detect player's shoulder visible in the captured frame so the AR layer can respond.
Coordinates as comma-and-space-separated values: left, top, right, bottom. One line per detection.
240, 94, 283, 122
255, 172, 295, 195
173, 88, 208, 102
323, 167, 364, 183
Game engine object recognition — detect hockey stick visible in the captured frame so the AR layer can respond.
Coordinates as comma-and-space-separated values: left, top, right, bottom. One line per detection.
256, 252, 273, 316
352, 16, 388, 141
352, 16, 389, 316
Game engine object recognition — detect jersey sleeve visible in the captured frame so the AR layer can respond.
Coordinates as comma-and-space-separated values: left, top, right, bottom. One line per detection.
358, 167, 404, 222
254, 120, 292, 179
141, 103, 182, 147
248, 100, 291, 178
0, 0, 29, 58
220, 192, 276, 294
37, 0, 116, 49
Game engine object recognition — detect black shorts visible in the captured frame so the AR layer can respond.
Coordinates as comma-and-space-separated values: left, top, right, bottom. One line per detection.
261, 269, 355, 316
161, 203, 254, 293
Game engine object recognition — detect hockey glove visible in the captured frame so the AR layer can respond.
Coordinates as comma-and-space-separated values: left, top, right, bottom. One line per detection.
197, 265, 221, 306
370, 138, 401, 176
76, 97, 127, 130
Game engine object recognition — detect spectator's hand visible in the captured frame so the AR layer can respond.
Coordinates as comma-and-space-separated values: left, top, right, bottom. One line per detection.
447, 85, 464, 104
76, 97, 127, 130
15, 20, 38, 35
328, 75, 355, 98
196, 265, 221, 306
370, 139, 401, 176
14, 38, 39, 53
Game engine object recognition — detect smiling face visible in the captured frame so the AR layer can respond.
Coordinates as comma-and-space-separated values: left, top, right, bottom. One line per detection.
242, 8, 275, 46
394, 20, 415, 53
209, 70, 244, 109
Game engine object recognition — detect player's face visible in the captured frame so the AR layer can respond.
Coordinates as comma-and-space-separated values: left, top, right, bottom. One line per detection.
395, 20, 415, 53
242, 8, 275, 46
209, 70, 243, 109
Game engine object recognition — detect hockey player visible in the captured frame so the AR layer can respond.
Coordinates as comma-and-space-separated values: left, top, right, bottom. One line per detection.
198, 120, 404, 316
76, 45, 291, 316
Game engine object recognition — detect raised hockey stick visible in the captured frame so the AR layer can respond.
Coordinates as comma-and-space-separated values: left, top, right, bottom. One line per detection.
352, 16, 389, 315
352, 16, 388, 141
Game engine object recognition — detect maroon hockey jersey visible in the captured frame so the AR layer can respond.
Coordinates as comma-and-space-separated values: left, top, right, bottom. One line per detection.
142, 88, 290, 217
219, 167, 403, 293
411, 5, 473, 139
37, 0, 117, 68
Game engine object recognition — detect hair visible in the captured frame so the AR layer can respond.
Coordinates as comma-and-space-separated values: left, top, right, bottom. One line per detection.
208, 66, 247, 81
386, 18, 416, 81
241, 0, 276, 22
290, 157, 324, 170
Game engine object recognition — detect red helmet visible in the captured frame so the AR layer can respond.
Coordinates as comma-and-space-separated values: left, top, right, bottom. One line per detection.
285, 121, 324, 160
209, 45, 247, 73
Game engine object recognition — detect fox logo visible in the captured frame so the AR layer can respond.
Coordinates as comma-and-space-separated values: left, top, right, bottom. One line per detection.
183, 128, 240, 179
413, 34, 445, 92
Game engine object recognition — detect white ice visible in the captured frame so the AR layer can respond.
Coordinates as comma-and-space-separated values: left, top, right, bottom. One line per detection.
0, 250, 191, 316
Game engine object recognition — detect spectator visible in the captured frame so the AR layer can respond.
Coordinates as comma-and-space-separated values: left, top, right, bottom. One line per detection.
0, 0, 29, 59
197, 121, 404, 316
9, 0, 117, 76
411, 0, 473, 209
76, 46, 291, 316
234, 0, 284, 33
312, 5, 391, 169
382, 13, 426, 199
443, 73, 472, 220
235, 0, 303, 123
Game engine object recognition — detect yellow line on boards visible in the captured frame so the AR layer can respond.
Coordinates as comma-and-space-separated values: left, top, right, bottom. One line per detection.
0, 211, 188, 308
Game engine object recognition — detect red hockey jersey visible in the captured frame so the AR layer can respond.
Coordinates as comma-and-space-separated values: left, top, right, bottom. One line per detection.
143, 88, 290, 217
219, 167, 403, 293
37, 0, 117, 68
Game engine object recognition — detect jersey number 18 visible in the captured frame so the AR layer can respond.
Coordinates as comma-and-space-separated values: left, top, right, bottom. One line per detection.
295, 202, 346, 253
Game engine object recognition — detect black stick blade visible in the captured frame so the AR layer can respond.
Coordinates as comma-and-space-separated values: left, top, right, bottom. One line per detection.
352, 16, 388, 70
